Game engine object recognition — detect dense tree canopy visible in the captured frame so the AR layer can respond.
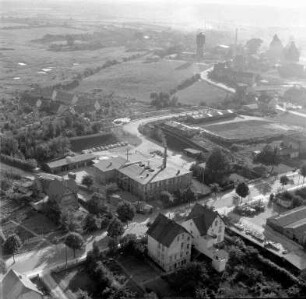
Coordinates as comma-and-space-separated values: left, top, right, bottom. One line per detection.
204, 148, 231, 185
107, 217, 124, 239
235, 182, 249, 199
64, 232, 84, 258
116, 202, 135, 224
4, 234, 22, 262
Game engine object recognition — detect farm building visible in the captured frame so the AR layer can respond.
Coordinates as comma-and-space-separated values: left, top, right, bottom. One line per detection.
43, 153, 96, 174
1, 269, 44, 299
147, 213, 192, 272
267, 206, 306, 245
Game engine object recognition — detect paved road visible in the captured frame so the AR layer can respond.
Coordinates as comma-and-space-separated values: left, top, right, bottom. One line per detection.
200, 67, 236, 94
276, 105, 306, 119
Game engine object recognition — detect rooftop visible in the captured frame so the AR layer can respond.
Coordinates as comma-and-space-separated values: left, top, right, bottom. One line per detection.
147, 213, 189, 247
186, 203, 220, 236
94, 156, 127, 172
118, 157, 190, 185
46, 153, 96, 169
268, 206, 306, 230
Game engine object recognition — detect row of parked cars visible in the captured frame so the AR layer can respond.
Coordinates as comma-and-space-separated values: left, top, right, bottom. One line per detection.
232, 222, 288, 254
81, 141, 128, 154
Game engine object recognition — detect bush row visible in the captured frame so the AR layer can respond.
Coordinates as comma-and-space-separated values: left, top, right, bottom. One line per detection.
0, 154, 37, 171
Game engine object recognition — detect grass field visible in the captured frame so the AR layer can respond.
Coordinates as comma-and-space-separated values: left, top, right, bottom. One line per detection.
204, 119, 293, 140
176, 80, 229, 105
269, 112, 306, 130
74, 59, 198, 101
0, 24, 132, 98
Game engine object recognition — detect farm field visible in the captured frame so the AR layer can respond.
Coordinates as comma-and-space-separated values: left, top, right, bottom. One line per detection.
175, 79, 229, 105
0, 23, 135, 98
268, 112, 306, 130
204, 119, 295, 141
73, 59, 198, 101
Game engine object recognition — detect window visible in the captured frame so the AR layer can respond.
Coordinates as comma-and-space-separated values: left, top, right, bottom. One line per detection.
187, 236, 190, 241
180, 252, 183, 258
169, 256, 172, 262
187, 244, 190, 249
218, 225, 222, 233
181, 242, 184, 249
177, 236, 180, 242
215, 220, 218, 226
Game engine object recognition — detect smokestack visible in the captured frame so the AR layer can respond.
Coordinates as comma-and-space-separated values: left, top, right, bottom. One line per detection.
234, 28, 238, 56
163, 146, 167, 169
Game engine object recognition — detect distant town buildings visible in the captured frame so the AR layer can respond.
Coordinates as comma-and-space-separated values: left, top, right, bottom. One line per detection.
281, 132, 306, 158
147, 213, 192, 272
268, 34, 284, 64
267, 206, 306, 245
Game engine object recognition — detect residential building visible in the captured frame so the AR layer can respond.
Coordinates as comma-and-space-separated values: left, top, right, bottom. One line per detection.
43, 153, 96, 174
93, 156, 126, 183
34, 174, 79, 210
281, 132, 306, 158
182, 204, 228, 272
0, 269, 44, 299
147, 213, 192, 272
267, 206, 306, 245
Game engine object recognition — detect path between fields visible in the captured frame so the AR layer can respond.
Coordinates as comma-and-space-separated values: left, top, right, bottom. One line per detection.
200, 67, 236, 94
10, 220, 53, 246
276, 105, 306, 118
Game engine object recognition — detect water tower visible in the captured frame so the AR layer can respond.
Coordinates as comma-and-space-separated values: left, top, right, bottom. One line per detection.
196, 32, 205, 60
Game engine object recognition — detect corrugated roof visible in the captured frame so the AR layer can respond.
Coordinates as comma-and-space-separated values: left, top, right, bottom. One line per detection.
46, 153, 95, 169
147, 213, 189, 247
186, 203, 220, 236
269, 206, 306, 229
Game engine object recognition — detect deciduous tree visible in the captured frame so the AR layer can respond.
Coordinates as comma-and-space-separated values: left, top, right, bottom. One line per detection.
82, 175, 94, 188
107, 217, 124, 240
235, 182, 249, 202
116, 202, 135, 224
64, 232, 84, 258
4, 234, 22, 263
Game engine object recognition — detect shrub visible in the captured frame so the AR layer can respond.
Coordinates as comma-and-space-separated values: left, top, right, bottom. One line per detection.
0, 154, 37, 171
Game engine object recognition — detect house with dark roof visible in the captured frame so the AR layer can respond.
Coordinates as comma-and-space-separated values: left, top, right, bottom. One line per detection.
147, 213, 192, 272
0, 269, 44, 299
34, 175, 79, 210
182, 204, 228, 272
267, 206, 306, 245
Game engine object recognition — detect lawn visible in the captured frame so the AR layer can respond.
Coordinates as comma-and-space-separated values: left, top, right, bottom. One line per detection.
73, 59, 198, 101
204, 119, 292, 141
52, 265, 96, 296
176, 80, 229, 105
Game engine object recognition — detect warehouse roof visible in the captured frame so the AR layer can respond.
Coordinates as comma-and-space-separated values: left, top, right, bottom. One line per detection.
46, 153, 95, 169
268, 206, 306, 229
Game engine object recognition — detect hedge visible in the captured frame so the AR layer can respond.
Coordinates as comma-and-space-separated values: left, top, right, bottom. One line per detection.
0, 154, 37, 171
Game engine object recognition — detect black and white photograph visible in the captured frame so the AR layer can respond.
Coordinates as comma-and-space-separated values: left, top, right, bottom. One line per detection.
1, 0, 306, 298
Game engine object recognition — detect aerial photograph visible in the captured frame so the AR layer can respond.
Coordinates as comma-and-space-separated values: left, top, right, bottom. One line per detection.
1, 0, 306, 298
